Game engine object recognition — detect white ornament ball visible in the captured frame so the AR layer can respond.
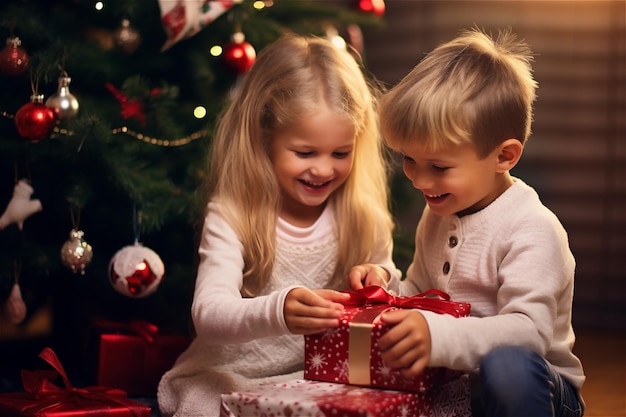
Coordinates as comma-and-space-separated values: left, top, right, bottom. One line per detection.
108, 243, 164, 298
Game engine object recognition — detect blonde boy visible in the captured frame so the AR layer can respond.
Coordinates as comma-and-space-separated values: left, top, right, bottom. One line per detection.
376, 28, 585, 417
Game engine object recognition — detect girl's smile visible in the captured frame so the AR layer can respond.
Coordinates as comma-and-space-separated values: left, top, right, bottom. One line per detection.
298, 179, 332, 193
270, 104, 355, 226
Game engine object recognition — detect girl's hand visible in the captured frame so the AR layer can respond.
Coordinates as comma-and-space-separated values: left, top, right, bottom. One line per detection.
378, 309, 431, 377
348, 263, 390, 290
284, 288, 349, 335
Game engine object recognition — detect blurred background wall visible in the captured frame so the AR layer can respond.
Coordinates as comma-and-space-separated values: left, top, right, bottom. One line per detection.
359, 0, 625, 331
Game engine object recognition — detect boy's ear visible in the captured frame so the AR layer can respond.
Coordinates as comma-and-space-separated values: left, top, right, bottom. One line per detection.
496, 139, 523, 172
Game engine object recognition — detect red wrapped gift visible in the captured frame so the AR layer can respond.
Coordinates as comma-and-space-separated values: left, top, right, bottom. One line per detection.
91, 318, 191, 396
0, 347, 151, 416
220, 377, 471, 417
304, 287, 470, 392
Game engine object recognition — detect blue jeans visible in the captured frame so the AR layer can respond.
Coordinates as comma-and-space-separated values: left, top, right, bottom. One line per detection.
471, 346, 585, 417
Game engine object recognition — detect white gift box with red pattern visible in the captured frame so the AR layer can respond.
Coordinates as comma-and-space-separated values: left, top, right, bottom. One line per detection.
220, 377, 471, 417
304, 287, 471, 392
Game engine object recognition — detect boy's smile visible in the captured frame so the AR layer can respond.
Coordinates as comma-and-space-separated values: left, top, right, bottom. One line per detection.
400, 141, 514, 217
424, 192, 450, 205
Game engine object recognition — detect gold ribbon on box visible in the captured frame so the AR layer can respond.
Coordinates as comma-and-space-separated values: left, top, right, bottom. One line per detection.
341, 286, 471, 385
346, 305, 390, 385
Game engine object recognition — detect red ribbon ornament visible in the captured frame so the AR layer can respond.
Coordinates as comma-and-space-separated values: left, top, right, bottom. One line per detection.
14, 347, 148, 416
342, 286, 471, 317
105, 83, 146, 126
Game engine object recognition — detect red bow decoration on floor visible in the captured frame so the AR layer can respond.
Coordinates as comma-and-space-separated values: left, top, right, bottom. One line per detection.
342, 286, 471, 317
17, 347, 146, 416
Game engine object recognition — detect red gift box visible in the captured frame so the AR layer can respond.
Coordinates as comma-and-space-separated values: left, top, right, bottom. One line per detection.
220, 377, 471, 417
304, 287, 470, 392
0, 347, 151, 416
91, 318, 191, 396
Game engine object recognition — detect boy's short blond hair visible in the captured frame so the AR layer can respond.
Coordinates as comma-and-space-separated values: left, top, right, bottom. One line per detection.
380, 28, 537, 158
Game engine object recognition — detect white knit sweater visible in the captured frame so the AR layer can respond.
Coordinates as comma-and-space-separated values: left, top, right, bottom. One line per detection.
158, 202, 400, 416
400, 178, 585, 390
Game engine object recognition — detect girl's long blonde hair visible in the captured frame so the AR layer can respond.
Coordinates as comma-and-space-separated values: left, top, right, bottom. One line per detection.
204, 33, 393, 296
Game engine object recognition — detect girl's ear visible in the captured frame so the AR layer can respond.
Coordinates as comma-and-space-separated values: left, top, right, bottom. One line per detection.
496, 139, 523, 173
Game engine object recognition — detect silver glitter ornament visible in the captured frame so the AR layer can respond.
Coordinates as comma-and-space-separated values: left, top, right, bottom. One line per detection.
60, 229, 93, 275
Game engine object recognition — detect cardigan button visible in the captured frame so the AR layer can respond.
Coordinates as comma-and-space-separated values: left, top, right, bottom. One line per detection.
448, 236, 458, 248
443, 261, 450, 274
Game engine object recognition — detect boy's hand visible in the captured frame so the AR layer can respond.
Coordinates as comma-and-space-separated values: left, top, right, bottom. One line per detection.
348, 263, 390, 291
378, 309, 431, 377
284, 288, 349, 335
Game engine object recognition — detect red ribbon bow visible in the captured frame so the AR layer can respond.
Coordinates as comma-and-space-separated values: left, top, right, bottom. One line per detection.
93, 318, 160, 343
18, 347, 147, 416
342, 286, 470, 317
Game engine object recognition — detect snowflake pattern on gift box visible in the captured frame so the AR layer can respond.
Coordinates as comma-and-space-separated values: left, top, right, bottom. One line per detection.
321, 325, 342, 341
373, 361, 395, 384
308, 351, 328, 372
334, 358, 349, 381
304, 304, 463, 392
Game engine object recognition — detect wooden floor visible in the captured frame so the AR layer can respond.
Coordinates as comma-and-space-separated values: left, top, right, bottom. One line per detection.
573, 327, 626, 416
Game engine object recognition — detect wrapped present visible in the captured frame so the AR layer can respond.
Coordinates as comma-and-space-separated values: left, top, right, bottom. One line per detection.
0, 347, 151, 416
220, 376, 471, 417
304, 286, 470, 392
89, 318, 191, 396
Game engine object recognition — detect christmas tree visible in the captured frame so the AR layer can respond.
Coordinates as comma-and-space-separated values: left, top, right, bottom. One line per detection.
0, 0, 388, 386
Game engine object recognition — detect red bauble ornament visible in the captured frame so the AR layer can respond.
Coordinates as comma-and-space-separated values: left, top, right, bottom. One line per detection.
108, 243, 165, 298
357, 0, 385, 16
14, 95, 57, 143
0, 36, 29, 76
223, 32, 256, 74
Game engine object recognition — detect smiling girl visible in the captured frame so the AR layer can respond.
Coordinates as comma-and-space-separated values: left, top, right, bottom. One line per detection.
157, 34, 400, 416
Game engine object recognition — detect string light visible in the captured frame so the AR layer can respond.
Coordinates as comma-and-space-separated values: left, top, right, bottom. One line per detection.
209, 45, 222, 56
193, 106, 207, 119
110, 126, 207, 146
2, 111, 206, 147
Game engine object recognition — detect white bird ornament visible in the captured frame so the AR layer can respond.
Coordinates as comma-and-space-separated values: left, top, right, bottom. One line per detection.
0, 179, 43, 230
